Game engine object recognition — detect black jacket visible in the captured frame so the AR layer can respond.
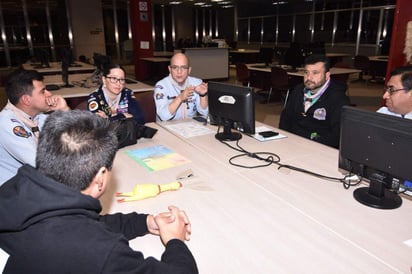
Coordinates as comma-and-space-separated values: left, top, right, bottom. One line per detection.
0, 165, 198, 274
279, 80, 350, 148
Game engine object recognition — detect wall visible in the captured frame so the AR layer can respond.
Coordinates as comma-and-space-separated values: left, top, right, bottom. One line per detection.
68, 0, 106, 61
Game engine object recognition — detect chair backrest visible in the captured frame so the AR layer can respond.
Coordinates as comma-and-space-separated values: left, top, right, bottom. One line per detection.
74, 100, 88, 110
235, 63, 250, 86
353, 55, 370, 71
331, 62, 351, 84
270, 66, 289, 88
138, 92, 156, 123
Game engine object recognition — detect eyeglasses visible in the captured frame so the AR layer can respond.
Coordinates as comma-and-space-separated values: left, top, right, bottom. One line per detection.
384, 86, 407, 95
170, 65, 189, 71
106, 76, 126, 84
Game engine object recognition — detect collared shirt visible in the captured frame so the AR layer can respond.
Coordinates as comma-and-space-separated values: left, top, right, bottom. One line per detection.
377, 106, 412, 119
0, 106, 48, 185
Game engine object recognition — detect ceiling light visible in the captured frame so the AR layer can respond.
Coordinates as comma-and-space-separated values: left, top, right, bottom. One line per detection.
194, 2, 205, 5
169, 1, 182, 4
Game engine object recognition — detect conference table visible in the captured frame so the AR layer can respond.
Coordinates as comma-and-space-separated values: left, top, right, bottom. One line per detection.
101, 120, 412, 273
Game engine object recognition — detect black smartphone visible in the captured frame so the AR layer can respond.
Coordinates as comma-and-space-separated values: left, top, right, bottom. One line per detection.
258, 131, 279, 138
193, 116, 207, 123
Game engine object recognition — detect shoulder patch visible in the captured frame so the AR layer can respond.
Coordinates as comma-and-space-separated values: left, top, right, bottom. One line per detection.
88, 101, 99, 111
155, 85, 164, 89
13, 126, 30, 138
155, 93, 165, 100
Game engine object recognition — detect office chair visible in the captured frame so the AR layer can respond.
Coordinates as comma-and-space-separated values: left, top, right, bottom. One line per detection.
137, 93, 157, 123
235, 63, 250, 87
331, 62, 351, 85
258, 66, 289, 104
352, 55, 370, 83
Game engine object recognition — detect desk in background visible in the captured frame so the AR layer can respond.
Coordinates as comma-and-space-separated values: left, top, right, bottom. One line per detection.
22, 61, 95, 75
140, 57, 170, 84
101, 121, 412, 273
248, 64, 361, 97
45, 74, 154, 108
229, 49, 260, 64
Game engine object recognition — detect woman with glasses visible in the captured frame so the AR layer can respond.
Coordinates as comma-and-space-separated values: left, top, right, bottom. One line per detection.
87, 64, 145, 124
154, 53, 208, 121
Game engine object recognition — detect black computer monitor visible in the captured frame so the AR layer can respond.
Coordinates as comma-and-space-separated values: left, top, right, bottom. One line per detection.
61, 47, 74, 88
93, 53, 111, 72
338, 106, 412, 209
208, 81, 255, 141
259, 47, 274, 66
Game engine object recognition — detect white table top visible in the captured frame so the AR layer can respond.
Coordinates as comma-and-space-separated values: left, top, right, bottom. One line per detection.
22, 61, 95, 74
101, 121, 412, 273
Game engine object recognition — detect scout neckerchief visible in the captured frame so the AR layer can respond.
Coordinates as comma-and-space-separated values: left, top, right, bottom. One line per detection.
169, 74, 190, 119
4, 101, 40, 141
303, 78, 330, 113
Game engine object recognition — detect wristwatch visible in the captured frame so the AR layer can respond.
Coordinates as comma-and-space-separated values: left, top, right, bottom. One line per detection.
199, 92, 208, 97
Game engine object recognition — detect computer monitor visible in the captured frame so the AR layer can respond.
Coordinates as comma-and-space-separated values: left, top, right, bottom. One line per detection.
208, 81, 255, 141
93, 53, 111, 73
259, 47, 274, 66
338, 106, 412, 209
61, 47, 74, 88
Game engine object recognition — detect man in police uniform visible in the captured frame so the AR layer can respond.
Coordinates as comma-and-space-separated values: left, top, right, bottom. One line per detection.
0, 68, 69, 185
154, 53, 208, 121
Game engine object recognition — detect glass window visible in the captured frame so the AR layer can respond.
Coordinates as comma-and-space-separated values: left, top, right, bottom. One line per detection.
263, 17, 276, 42
277, 15, 292, 43
238, 19, 249, 42
249, 18, 261, 43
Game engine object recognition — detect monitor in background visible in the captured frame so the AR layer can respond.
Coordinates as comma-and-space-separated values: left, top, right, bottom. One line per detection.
338, 106, 412, 209
208, 81, 255, 141
33, 49, 50, 68
259, 47, 274, 67
93, 52, 112, 73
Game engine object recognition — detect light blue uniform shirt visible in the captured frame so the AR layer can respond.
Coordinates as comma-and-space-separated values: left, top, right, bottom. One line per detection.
0, 107, 47, 185
154, 75, 208, 121
377, 106, 412, 119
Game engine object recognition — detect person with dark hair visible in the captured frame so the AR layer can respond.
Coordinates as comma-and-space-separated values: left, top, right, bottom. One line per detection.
279, 54, 350, 148
0, 110, 198, 273
377, 66, 412, 118
87, 63, 145, 124
0, 68, 69, 185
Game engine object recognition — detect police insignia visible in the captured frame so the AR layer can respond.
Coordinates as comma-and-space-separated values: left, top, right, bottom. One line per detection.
155, 93, 164, 100
88, 101, 99, 111
13, 126, 29, 138
313, 108, 327, 120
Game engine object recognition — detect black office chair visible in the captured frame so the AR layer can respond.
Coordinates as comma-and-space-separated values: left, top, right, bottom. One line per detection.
258, 66, 290, 104
137, 93, 157, 123
235, 63, 250, 87
352, 55, 370, 83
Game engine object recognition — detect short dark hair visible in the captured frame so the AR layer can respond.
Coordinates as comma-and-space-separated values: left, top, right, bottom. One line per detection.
304, 54, 330, 72
102, 63, 126, 77
36, 110, 119, 191
5, 68, 44, 105
390, 66, 412, 92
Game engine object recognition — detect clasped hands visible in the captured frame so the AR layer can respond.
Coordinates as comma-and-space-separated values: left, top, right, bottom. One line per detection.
46, 95, 70, 111
146, 205, 192, 246
179, 82, 208, 101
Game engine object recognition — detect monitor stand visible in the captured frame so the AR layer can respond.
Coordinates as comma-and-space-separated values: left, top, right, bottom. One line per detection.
215, 120, 242, 141
353, 174, 402, 209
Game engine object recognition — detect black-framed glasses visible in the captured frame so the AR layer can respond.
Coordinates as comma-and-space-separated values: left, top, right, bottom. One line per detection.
384, 86, 406, 95
106, 76, 126, 84
170, 65, 189, 71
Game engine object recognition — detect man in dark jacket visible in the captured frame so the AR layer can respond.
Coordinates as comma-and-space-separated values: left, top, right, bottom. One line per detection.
279, 54, 350, 148
0, 110, 198, 273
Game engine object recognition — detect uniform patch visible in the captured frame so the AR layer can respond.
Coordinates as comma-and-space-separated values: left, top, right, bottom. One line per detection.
13, 126, 29, 138
155, 93, 165, 100
155, 84, 164, 89
88, 101, 99, 111
313, 108, 327, 120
